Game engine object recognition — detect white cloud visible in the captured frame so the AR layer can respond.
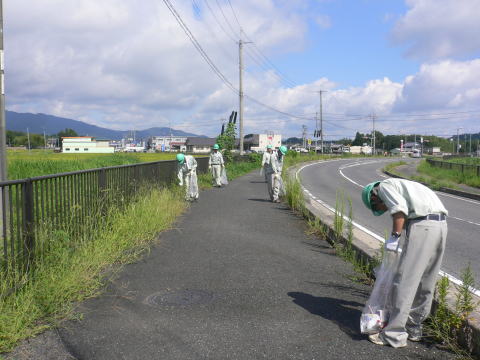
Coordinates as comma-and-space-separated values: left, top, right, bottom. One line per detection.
391, 0, 480, 60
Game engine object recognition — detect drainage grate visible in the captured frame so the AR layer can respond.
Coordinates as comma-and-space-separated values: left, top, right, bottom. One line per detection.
144, 289, 214, 307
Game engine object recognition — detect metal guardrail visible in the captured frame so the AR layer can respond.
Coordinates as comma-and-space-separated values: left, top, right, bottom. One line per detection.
0, 157, 209, 278
427, 158, 480, 177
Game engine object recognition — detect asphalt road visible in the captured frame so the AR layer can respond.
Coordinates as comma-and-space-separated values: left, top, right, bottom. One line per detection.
8, 170, 455, 359
298, 157, 480, 287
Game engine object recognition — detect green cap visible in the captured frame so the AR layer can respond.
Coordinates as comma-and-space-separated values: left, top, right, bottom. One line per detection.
266, 145, 273, 149
279, 145, 288, 155
176, 153, 185, 164
361, 181, 386, 216
213, 144, 219, 150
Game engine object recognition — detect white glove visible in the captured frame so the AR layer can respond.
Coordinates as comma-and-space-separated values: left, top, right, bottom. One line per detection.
208, 166, 211, 170
385, 235, 400, 251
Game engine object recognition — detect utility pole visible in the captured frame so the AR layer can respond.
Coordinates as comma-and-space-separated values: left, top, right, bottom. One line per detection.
318, 90, 326, 154
27, 128, 31, 151
238, 35, 251, 156
43, 128, 47, 150
302, 125, 307, 149
371, 113, 376, 156
0, 0, 6, 181
456, 128, 462, 154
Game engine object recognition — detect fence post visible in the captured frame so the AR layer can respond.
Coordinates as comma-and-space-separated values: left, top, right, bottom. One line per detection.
477, 165, 480, 177
98, 168, 107, 216
23, 179, 35, 268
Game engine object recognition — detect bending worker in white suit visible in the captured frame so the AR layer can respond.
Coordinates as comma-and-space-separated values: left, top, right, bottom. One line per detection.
261, 145, 273, 182
208, 143, 225, 187
177, 153, 199, 201
270, 146, 287, 203
362, 178, 448, 348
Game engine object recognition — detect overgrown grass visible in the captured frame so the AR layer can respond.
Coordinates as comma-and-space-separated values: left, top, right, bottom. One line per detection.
385, 159, 480, 190
0, 185, 186, 353
426, 265, 478, 358
417, 160, 480, 189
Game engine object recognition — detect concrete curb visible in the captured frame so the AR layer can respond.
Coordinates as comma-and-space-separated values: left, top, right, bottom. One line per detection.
289, 161, 480, 356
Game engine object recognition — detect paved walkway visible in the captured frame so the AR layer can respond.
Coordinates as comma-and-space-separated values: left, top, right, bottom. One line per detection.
8, 171, 455, 359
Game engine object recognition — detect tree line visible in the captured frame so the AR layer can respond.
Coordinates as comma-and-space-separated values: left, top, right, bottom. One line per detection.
7, 129, 78, 148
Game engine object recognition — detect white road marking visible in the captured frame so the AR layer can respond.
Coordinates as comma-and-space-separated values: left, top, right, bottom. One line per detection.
296, 159, 480, 297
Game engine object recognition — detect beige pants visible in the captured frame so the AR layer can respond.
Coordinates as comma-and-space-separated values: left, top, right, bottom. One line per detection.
211, 165, 222, 186
380, 218, 447, 347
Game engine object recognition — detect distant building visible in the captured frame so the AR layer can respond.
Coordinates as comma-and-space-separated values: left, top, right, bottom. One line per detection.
185, 137, 216, 153
150, 136, 187, 152
243, 133, 282, 152
349, 145, 372, 155
62, 137, 114, 153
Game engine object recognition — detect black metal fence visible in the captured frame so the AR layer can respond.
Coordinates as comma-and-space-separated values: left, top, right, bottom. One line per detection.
427, 158, 480, 177
0, 157, 208, 277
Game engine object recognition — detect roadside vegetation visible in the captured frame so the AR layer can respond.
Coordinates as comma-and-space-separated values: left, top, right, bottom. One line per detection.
0, 185, 186, 353
384, 159, 480, 190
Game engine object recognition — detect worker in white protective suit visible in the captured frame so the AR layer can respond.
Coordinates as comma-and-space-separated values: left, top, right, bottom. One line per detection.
362, 178, 448, 348
261, 145, 273, 182
177, 153, 199, 201
270, 146, 287, 203
208, 143, 225, 187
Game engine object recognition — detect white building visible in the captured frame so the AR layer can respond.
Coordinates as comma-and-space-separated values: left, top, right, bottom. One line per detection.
150, 136, 187, 152
349, 145, 372, 155
185, 137, 216, 153
244, 133, 282, 152
62, 137, 114, 153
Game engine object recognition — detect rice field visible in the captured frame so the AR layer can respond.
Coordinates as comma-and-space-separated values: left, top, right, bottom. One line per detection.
6, 150, 182, 180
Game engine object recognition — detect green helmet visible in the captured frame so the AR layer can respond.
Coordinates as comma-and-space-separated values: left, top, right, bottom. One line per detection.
361, 181, 385, 216
213, 144, 220, 150
279, 145, 288, 155
176, 153, 185, 164
266, 145, 273, 149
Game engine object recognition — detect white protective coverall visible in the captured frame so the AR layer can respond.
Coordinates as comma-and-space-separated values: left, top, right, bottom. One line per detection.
270, 151, 284, 202
209, 150, 224, 187
261, 151, 272, 182
374, 178, 448, 348
177, 155, 199, 201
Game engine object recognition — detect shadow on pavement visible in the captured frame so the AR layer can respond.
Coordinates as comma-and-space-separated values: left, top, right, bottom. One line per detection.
250, 181, 267, 184
288, 291, 364, 340
248, 198, 272, 202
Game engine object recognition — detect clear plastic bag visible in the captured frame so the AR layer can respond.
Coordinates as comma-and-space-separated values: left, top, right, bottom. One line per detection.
277, 176, 286, 197
220, 168, 229, 185
360, 250, 401, 334
188, 171, 199, 199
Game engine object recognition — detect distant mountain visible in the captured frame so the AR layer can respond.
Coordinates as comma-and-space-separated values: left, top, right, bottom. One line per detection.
283, 137, 303, 144
6, 111, 203, 140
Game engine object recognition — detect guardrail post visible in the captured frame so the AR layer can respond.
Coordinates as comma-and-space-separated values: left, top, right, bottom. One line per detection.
23, 179, 35, 269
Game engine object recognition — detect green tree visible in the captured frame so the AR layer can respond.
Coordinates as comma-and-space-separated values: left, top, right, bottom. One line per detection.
216, 122, 236, 162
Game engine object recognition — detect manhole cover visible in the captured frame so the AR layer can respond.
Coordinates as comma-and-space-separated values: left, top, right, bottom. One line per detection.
144, 289, 214, 306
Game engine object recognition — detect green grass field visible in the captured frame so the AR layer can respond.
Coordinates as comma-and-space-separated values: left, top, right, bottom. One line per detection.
6, 150, 190, 180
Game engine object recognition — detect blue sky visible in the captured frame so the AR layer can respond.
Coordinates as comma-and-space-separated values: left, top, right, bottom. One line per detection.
5, 0, 480, 140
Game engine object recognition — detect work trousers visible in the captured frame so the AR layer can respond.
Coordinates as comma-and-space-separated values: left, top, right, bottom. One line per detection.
380, 218, 447, 347
211, 164, 222, 186
266, 171, 275, 200
272, 173, 282, 201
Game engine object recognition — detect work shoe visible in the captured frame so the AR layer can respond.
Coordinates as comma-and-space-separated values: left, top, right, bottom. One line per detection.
408, 334, 421, 342
368, 333, 407, 348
